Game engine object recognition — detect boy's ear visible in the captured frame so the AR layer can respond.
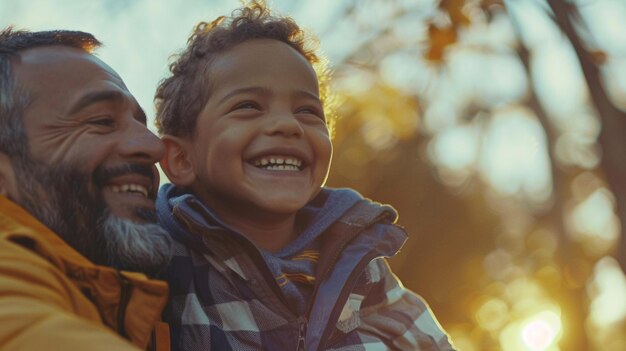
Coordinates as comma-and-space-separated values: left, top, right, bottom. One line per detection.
0, 152, 18, 199
160, 135, 196, 187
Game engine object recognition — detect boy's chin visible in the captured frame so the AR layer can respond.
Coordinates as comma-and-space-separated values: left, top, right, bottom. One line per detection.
252, 195, 314, 216
257, 201, 308, 216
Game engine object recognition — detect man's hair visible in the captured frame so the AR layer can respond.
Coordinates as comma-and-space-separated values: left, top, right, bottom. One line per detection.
0, 27, 101, 158
155, 0, 334, 138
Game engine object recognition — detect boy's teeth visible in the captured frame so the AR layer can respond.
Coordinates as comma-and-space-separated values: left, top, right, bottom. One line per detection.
266, 164, 300, 171
253, 156, 303, 169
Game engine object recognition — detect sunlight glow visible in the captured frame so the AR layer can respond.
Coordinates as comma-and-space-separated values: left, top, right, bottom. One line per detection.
479, 108, 551, 202
532, 43, 588, 117
521, 311, 561, 351
429, 124, 478, 171
380, 51, 429, 94
587, 257, 626, 327
567, 188, 620, 256
423, 99, 460, 132
477, 53, 528, 107
579, 0, 626, 54
506, 0, 561, 49
476, 297, 509, 332
499, 306, 562, 351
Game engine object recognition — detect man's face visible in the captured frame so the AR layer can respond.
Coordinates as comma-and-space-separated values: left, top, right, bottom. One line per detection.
5, 46, 170, 274
176, 39, 332, 222
13, 46, 163, 221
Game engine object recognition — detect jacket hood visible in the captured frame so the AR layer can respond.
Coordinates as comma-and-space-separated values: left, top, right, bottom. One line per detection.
156, 184, 399, 257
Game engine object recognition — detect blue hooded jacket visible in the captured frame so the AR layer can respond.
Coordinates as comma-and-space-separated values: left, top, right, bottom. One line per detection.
156, 184, 455, 351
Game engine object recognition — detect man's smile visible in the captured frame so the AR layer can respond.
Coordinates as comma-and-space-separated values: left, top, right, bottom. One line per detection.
103, 173, 155, 199
95, 164, 158, 196
95, 164, 160, 221
108, 183, 149, 197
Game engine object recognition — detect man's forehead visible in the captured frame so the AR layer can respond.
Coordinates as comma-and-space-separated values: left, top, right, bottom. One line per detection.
11, 45, 142, 125
15, 45, 122, 83
18, 45, 95, 64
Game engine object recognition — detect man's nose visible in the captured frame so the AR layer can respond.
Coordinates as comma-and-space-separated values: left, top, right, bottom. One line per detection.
119, 120, 165, 163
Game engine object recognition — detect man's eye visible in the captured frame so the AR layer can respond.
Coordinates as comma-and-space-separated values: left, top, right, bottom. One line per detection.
88, 117, 115, 127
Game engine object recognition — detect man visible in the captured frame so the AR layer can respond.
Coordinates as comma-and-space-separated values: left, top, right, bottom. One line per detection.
0, 28, 171, 350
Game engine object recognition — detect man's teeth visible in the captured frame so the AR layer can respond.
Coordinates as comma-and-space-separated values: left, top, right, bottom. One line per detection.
109, 184, 149, 197
253, 156, 303, 170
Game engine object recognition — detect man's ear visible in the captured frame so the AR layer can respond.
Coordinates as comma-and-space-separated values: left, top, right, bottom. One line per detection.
159, 135, 196, 187
0, 152, 18, 199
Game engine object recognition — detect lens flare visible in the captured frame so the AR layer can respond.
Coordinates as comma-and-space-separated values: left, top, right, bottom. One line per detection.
521, 311, 561, 351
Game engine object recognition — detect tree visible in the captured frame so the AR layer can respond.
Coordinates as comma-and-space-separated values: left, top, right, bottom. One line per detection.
320, 0, 626, 349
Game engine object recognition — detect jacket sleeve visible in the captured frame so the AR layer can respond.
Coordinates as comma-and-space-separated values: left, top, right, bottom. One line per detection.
0, 238, 141, 351
356, 258, 456, 351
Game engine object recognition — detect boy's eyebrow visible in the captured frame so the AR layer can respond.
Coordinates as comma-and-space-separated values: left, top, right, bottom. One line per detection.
293, 90, 321, 101
218, 86, 320, 104
218, 87, 270, 104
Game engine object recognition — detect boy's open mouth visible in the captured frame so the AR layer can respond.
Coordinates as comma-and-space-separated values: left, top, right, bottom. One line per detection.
250, 155, 305, 171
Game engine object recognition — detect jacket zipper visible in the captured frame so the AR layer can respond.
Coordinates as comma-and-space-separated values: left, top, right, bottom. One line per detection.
319, 252, 381, 350
304, 205, 397, 312
304, 233, 353, 319
117, 275, 132, 339
303, 234, 364, 351
295, 317, 307, 351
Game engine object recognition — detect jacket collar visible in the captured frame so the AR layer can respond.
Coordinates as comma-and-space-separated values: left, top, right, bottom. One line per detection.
0, 194, 91, 268
0, 194, 169, 349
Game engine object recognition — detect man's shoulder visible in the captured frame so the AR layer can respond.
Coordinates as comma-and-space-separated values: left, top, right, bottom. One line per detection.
0, 202, 80, 290
0, 199, 86, 273
0, 202, 61, 269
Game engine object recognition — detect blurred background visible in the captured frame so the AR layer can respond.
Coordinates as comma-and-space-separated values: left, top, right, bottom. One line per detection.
2, 0, 625, 350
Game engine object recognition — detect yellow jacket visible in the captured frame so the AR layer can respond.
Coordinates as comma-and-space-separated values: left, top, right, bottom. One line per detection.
0, 195, 169, 350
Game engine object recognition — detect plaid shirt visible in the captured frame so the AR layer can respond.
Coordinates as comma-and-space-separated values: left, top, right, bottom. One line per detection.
158, 187, 456, 351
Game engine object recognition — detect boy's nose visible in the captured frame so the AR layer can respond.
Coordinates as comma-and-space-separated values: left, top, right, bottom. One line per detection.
264, 112, 304, 138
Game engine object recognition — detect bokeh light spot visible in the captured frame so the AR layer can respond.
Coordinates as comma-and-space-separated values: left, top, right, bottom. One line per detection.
521, 311, 561, 351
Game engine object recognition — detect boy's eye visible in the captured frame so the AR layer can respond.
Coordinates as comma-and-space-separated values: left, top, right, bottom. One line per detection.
233, 101, 261, 111
296, 106, 325, 121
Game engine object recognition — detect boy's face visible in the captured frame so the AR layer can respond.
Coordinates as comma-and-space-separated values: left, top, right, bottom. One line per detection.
174, 39, 332, 219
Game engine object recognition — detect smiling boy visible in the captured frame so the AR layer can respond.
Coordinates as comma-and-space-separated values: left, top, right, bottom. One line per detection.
154, 2, 455, 350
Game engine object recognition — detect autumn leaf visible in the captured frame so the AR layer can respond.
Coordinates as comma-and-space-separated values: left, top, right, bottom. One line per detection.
440, 0, 471, 27
425, 23, 457, 62
589, 50, 607, 65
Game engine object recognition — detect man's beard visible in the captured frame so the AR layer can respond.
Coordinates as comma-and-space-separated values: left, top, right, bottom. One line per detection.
11, 156, 171, 277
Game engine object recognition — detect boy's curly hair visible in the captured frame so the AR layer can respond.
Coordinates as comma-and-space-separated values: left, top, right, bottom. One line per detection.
154, 0, 334, 138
